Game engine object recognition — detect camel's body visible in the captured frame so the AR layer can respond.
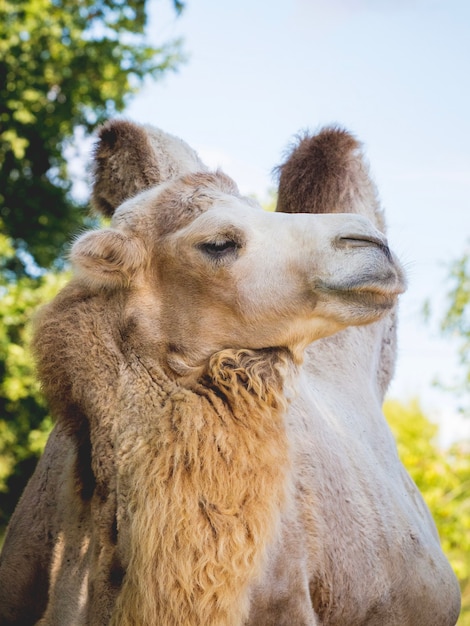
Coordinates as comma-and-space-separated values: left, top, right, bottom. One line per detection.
249, 326, 459, 626
0, 122, 460, 625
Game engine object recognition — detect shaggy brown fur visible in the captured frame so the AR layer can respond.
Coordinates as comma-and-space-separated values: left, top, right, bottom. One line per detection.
30, 284, 125, 622
92, 120, 161, 216
153, 171, 241, 237
92, 119, 206, 216
275, 126, 385, 232
111, 349, 292, 626
30, 277, 293, 625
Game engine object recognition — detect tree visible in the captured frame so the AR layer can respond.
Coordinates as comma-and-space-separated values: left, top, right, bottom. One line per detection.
0, 0, 184, 531
440, 247, 470, 411
0, 0, 184, 273
384, 399, 470, 624
0, 234, 68, 529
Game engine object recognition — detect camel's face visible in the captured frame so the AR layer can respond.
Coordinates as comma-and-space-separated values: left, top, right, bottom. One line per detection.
72, 171, 405, 369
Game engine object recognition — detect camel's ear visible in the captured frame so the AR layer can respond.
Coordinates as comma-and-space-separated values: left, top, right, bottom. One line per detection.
275, 126, 385, 231
70, 229, 147, 290
92, 120, 206, 217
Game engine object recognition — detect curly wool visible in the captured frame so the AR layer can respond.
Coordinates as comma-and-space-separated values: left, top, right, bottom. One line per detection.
111, 349, 292, 626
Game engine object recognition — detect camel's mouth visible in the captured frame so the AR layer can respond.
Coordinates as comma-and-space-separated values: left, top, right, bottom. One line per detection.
317, 272, 406, 322
334, 287, 402, 311
321, 271, 406, 298
318, 248, 407, 304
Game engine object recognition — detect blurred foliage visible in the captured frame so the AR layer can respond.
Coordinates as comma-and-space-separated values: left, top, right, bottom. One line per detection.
0, 231, 67, 527
259, 189, 277, 212
0, 0, 184, 272
440, 248, 470, 411
384, 399, 470, 624
0, 0, 183, 526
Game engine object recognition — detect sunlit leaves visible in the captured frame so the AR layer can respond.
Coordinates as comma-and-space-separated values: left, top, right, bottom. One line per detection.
0, 0, 184, 271
384, 399, 470, 623
441, 249, 470, 395
0, 259, 68, 522
0, 0, 183, 534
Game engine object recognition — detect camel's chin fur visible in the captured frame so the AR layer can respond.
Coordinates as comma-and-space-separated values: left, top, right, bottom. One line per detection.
112, 349, 291, 626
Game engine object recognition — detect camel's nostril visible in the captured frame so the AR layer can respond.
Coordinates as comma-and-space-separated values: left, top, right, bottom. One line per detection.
338, 234, 386, 248
337, 235, 392, 261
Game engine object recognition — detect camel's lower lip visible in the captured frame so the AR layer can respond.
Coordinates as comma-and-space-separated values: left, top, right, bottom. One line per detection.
335, 290, 397, 309
316, 283, 404, 315
319, 280, 405, 300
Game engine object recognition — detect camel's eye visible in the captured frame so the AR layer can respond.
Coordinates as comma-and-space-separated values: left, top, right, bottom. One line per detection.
199, 239, 240, 259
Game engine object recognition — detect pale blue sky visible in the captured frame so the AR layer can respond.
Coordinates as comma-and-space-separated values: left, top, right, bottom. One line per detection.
126, 0, 470, 442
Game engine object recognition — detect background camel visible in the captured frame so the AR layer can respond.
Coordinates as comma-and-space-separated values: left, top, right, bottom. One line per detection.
0, 121, 460, 625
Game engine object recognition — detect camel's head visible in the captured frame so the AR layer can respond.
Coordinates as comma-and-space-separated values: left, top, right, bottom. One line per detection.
71, 120, 405, 373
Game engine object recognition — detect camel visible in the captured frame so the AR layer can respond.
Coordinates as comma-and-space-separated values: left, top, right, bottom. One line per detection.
0, 120, 460, 626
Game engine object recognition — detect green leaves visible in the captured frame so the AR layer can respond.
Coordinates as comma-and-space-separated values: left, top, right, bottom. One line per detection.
0, 0, 183, 531
0, 246, 68, 524
441, 249, 470, 391
0, 0, 184, 272
385, 399, 470, 623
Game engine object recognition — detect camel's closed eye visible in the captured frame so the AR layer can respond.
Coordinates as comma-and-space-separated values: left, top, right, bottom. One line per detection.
198, 237, 242, 260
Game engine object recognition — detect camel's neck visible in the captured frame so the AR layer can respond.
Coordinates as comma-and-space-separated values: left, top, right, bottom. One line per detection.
111, 348, 293, 626
305, 310, 397, 400
33, 285, 295, 626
